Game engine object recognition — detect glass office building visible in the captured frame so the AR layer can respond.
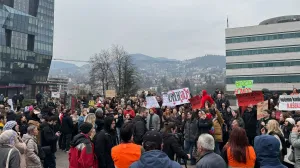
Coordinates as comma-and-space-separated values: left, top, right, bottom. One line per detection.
0, 0, 54, 98
225, 15, 300, 92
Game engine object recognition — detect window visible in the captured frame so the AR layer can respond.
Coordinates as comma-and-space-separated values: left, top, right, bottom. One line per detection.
226, 45, 300, 56
226, 60, 300, 69
226, 75, 300, 84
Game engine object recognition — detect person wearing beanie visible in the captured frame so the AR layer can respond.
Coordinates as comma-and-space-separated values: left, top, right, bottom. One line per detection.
69, 122, 98, 168
283, 117, 294, 146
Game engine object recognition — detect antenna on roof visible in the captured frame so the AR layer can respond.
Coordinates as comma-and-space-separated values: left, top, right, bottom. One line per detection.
227, 15, 229, 28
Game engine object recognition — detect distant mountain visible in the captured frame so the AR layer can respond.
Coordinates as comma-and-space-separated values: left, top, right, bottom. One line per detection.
130, 53, 178, 63
50, 61, 78, 70
185, 55, 225, 69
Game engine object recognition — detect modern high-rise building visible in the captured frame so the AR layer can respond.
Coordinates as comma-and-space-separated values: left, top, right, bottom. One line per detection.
0, 0, 54, 98
226, 15, 300, 93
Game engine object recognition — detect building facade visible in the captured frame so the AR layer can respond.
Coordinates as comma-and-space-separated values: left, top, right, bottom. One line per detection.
0, 0, 54, 98
226, 15, 300, 92
47, 77, 68, 94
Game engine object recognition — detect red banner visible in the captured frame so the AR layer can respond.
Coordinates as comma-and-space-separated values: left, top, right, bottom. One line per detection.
189, 95, 202, 110
236, 91, 264, 107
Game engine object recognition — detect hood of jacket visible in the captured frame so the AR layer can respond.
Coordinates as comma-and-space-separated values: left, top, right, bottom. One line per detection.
254, 135, 283, 167
202, 90, 208, 97
134, 150, 177, 168
103, 117, 114, 132
22, 133, 35, 143
70, 133, 90, 147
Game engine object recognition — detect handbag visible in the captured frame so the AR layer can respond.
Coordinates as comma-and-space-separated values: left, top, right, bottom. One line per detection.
37, 145, 46, 160
5, 148, 13, 168
288, 149, 295, 162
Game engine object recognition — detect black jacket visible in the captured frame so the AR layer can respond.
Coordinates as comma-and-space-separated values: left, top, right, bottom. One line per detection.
242, 109, 257, 137
132, 115, 147, 145
94, 117, 117, 168
197, 118, 213, 136
60, 114, 73, 134
7, 111, 17, 122
95, 118, 104, 133
41, 122, 58, 153
162, 133, 188, 161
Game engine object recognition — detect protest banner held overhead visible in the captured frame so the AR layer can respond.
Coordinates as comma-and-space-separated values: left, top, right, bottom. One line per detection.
166, 88, 191, 106
236, 91, 264, 107
162, 93, 174, 107
257, 100, 268, 120
106, 90, 116, 98
51, 92, 60, 98
279, 94, 300, 111
235, 80, 253, 94
146, 96, 160, 108
189, 95, 201, 110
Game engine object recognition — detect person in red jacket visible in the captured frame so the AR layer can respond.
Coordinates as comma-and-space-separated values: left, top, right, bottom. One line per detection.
123, 105, 135, 119
200, 90, 215, 109
69, 122, 98, 168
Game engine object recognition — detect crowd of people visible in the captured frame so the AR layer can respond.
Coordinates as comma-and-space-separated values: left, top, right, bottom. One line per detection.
0, 88, 299, 168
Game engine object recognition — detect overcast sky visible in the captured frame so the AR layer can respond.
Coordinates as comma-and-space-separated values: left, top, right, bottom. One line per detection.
53, 0, 300, 63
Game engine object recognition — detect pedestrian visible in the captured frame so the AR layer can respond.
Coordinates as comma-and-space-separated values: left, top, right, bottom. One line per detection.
146, 108, 160, 131
69, 122, 98, 168
132, 107, 148, 145
195, 134, 226, 168
130, 130, 181, 168
290, 120, 300, 167
22, 125, 43, 168
61, 109, 73, 152
184, 111, 198, 165
0, 130, 21, 168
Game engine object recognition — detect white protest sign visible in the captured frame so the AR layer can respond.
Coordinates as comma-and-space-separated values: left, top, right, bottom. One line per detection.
146, 96, 160, 108
166, 88, 190, 106
7, 99, 13, 111
279, 94, 300, 111
162, 93, 174, 107
51, 92, 60, 98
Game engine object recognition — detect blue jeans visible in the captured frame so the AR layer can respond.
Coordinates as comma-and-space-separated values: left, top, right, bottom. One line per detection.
214, 142, 221, 155
184, 140, 196, 165
44, 153, 56, 168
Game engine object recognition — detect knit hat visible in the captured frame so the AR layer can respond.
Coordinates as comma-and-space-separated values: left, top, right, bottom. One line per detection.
80, 122, 93, 134
3, 121, 17, 131
285, 118, 295, 125
143, 130, 163, 147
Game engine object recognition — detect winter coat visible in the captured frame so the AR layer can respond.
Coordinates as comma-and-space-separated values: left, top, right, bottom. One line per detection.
69, 133, 98, 168
213, 110, 224, 142
41, 123, 58, 153
22, 134, 42, 168
0, 145, 21, 168
290, 132, 300, 168
162, 133, 188, 161
196, 151, 226, 168
77, 116, 85, 130
255, 135, 287, 168
242, 109, 257, 137
132, 115, 147, 145
94, 117, 118, 168
146, 113, 160, 131
129, 150, 181, 168
197, 118, 213, 137
184, 118, 198, 142
124, 109, 135, 118
14, 133, 27, 168
61, 114, 73, 134
200, 90, 214, 109
95, 118, 104, 132
7, 111, 17, 122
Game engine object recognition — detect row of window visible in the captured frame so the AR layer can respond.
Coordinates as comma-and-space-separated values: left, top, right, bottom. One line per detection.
226, 31, 300, 44
226, 74, 300, 84
226, 45, 300, 56
226, 60, 300, 69
0, 46, 52, 61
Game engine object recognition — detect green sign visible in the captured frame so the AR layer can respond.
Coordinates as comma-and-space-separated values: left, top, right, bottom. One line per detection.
235, 80, 253, 89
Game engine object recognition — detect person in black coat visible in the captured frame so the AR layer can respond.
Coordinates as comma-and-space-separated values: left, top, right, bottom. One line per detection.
242, 106, 257, 146
94, 116, 118, 168
132, 107, 148, 145
41, 116, 60, 168
162, 122, 190, 161
60, 109, 73, 151
197, 111, 213, 137
18, 93, 24, 107
95, 108, 105, 132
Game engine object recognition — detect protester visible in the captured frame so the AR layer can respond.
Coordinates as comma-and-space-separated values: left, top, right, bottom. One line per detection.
258, 110, 272, 135
94, 116, 118, 168
146, 108, 160, 131
22, 125, 42, 168
95, 108, 105, 132
123, 105, 135, 119
69, 122, 98, 168
130, 130, 181, 168
41, 116, 60, 168
211, 109, 224, 155
222, 127, 256, 168
61, 109, 73, 152
0, 130, 21, 168
111, 122, 142, 168
78, 108, 88, 130
290, 120, 300, 167
197, 110, 213, 137
196, 133, 226, 168
254, 135, 287, 168
184, 111, 198, 165
242, 105, 257, 145
162, 122, 190, 161
132, 107, 148, 145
